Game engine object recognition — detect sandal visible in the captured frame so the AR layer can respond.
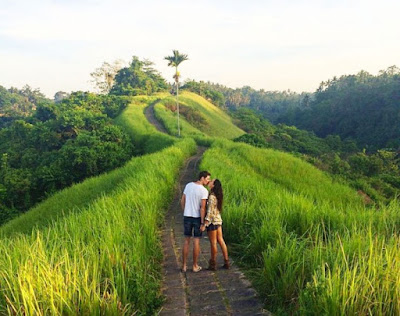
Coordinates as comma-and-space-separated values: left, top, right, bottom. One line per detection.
180, 266, 187, 273
193, 266, 202, 273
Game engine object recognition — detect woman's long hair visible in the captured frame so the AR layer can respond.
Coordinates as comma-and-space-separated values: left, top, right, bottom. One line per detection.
211, 179, 223, 212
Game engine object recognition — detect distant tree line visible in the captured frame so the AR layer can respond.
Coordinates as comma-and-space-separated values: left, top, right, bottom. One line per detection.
0, 85, 47, 128
277, 66, 400, 151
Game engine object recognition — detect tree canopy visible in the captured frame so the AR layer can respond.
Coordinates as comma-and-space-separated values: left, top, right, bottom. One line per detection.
110, 56, 168, 96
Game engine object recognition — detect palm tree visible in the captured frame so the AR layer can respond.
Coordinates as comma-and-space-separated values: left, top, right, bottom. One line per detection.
164, 50, 188, 137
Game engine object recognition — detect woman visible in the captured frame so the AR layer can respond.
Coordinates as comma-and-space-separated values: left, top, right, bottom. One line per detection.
205, 179, 230, 270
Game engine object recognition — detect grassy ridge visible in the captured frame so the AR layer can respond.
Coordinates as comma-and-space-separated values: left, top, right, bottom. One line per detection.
154, 100, 204, 138
114, 95, 175, 154
201, 139, 400, 315
154, 91, 244, 139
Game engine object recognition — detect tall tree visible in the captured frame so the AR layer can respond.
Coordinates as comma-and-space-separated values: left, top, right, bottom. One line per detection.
90, 60, 124, 94
164, 50, 188, 137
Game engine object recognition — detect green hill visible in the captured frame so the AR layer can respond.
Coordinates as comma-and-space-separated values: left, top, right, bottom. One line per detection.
154, 91, 245, 139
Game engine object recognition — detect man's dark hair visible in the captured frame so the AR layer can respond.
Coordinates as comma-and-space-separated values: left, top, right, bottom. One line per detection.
198, 171, 210, 180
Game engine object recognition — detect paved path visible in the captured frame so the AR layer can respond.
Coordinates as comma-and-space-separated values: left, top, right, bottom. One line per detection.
144, 102, 269, 315
158, 147, 268, 315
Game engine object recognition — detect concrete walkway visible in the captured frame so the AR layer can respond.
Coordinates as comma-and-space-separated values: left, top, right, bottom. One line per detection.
158, 147, 268, 315
144, 102, 269, 315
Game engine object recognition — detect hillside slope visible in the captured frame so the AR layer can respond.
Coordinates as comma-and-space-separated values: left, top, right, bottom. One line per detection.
154, 91, 245, 139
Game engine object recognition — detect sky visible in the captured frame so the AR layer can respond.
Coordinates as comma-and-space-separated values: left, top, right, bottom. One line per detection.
0, 0, 399, 98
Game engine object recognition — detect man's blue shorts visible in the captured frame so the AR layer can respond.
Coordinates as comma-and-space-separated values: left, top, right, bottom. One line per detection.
183, 216, 202, 238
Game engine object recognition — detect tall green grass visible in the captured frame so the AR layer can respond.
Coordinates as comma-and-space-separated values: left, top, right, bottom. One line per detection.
0, 138, 196, 315
201, 139, 400, 315
0, 93, 197, 314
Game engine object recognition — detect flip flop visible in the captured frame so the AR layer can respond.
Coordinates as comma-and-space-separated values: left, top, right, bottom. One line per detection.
180, 267, 187, 273
193, 266, 202, 273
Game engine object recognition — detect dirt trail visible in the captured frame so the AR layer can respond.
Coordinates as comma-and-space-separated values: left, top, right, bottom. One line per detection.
144, 103, 268, 315
144, 100, 169, 134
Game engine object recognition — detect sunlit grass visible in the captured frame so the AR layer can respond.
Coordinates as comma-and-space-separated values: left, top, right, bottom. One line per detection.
0, 139, 196, 315
114, 96, 175, 154
201, 139, 400, 315
0, 93, 196, 315
153, 100, 204, 137
154, 91, 244, 139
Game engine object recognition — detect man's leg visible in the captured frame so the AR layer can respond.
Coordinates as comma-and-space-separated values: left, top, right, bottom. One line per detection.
182, 237, 191, 271
193, 237, 201, 270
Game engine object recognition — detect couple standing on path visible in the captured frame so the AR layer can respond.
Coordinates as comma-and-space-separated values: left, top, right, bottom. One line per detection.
180, 171, 229, 273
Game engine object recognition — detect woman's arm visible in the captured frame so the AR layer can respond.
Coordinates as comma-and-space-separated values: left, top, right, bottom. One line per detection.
205, 195, 217, 224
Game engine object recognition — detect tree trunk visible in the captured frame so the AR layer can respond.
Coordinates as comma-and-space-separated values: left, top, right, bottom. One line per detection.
176, 67, 180, 137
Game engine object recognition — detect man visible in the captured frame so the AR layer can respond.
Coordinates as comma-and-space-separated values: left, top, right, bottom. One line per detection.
180, 170, 210, 272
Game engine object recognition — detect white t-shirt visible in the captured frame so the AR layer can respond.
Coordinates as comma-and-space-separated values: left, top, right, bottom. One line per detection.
183, 182, 209, 218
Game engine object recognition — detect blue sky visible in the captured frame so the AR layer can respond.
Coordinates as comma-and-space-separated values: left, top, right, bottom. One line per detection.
1, 0, 399, 97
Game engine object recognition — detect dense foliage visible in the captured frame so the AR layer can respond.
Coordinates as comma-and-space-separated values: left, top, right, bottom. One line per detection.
233, 108, 400, 202
278, 66, 400, 150
0, 85, 49, 128
110, 56, 168, 96
0, 92, 133, 224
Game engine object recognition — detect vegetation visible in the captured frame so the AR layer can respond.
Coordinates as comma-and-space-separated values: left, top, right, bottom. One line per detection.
0, 92, 196, 314
154, 91, 244, 139
278, 66, 400, 150
114, 95, 175, 154
90, 60, 125, 94
201, 139, 400, 315
0, 85, 50, 128
0, 138, 196, 315
110, 56, 168, 96
233, 108, 400, 203
154, 100, 205, 138
182, 79, 305, 121
0, 92, 132, 224
164, 50, 189, 136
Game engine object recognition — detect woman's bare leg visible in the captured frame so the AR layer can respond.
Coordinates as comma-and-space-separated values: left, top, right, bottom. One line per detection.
217, 226, 229, 261
207, 229, 218, 261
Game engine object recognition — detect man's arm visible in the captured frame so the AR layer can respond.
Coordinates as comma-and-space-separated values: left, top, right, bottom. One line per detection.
180, 194, 186, 212
200, 199, 207, 231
